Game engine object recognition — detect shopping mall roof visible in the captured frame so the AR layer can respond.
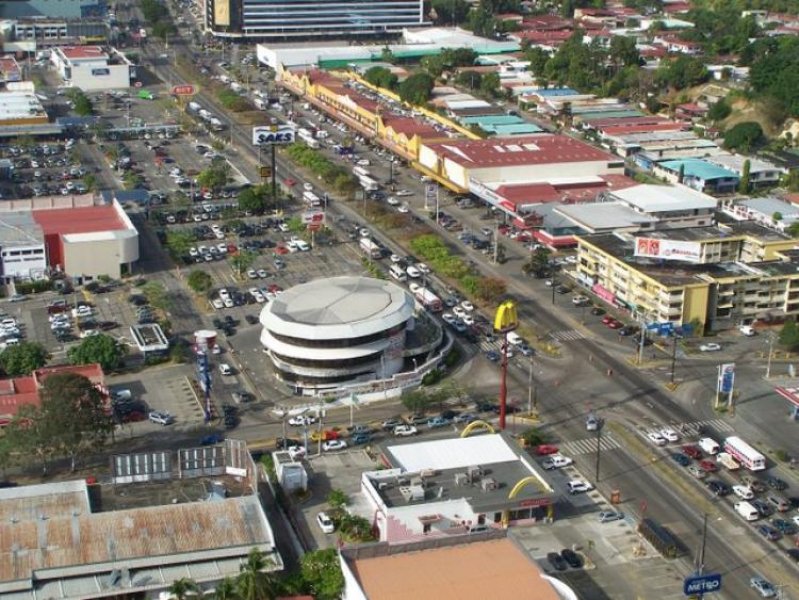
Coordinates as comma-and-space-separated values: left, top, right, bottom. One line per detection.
491, 174, 636, 208
57, 46, 108, 61
32, 204, 125, 235
556, 201, 658, 232
424, 134, 614, 169
610, 184, 718, 213
343, 537, 562, 600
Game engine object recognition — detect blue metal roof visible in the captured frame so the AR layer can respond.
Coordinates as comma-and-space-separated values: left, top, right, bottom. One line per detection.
487, 123, 544, 135
534, 88, 579, 97
659, 159, 739, 182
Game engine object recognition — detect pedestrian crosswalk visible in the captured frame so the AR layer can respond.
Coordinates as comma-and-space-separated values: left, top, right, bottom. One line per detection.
679, 419, 734, 436
560, 434, 621, 456
549, 329, 586, 342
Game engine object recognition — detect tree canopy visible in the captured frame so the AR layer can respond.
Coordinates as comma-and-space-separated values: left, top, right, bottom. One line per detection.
68, 333, 127, 371
197, 161, 230, 191
0, 342, 48, 376
398, 72, 435, 105
363, 66, 398, 90
723, 122, 765, 153
187, 270, 213, 293
750, 36, 799, 118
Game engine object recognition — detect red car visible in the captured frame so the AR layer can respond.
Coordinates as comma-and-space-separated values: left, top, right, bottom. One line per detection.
682, 444, 702, 459
534, 444, 560, 456
602, 314, 614, 324
227, 243, 238, 253
699, 459, 718, 472
267, 284, 283, 294
607, 320, 623, 329
275, 245, 289, 255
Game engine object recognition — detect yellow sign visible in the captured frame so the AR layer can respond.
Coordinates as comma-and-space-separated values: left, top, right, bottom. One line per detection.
259, 166, 272, 179
214, 0, 230, 26
493, 300, 518, 333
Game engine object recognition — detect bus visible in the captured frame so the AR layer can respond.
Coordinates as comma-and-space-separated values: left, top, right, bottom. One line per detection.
359, 175, 379, 192
302, 191, 321, 207
353, 166, 370, 179
723, 436, 766, 471
359, 237, 382, 259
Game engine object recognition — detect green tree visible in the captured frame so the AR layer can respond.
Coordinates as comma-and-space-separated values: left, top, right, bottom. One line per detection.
300, 549, 344, 600
723, 122, 764, 153
213, 577, 239, 600
187, 270, 213, 293
740, 159, 751, 194
475, 276, 507, 303
657, 55, 709, 90
230, 250, 257, 278
236, 548, 275, 600
707, 99, 732, 122
455, 70, 482, 90
398, 72, 435, 105
152, 21, 176, 43
609, 35, 639, 68
750, 35, 799, 118
168, 577, 200, 600
431, 0, 470, 25
166, 230, 194, 258
480, 72, 501, 97
5, 404, 57, 474
238, 185, 268, 214
523, 247, 551, 277
83, 173, 97, 192
73, 93, 93, 116
67, 333, 127, 371
39, 372, 115, 471
779, 319, 799, 350
327, 489, 350, 509
401, 389, 432, 414
363, 66, 398, 90
0, 342, 49, 376
197, 162, 230, 191
467, 0, 495, 37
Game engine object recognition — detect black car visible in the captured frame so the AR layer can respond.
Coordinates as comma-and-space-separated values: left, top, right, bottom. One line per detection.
245, 314, 259, 325
670, 453, 691, 467
556, 285, 571, 294
618, 326, 638, 337
766, 476, 789, 491
224, 315, 236, 326
212, 318, 224, 329
275, 437, 302, 450
751, 498, 774, 517
590, 306, 605, 316
440, 409, 460, 421
770, 518, 797, 535
787, 548, 799, 563
560, 548, 583, 568
706, 480, 731, 496
546, 552, 568, 571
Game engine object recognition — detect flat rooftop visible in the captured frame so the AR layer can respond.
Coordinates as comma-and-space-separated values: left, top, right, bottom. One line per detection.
611, 184, 718, 212
373, 433, 552, 511
423, 134, 615, 168
345, 537, 561, 600
739, 196, 799, 219
32, 204, 125, 235
0, 91, 47, 122
555, 201, 658, 231
658, 158, 739, 181
58, 45, 108, 61
0, 211, 42, 245
706, 153, 781, 174
725, 220, 793, 241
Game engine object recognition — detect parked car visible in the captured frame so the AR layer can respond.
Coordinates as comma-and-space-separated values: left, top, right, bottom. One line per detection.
394, 425, 418, 437
546, 552, 568, 571
750, 576, 777, 598
682, 444, 702, 459
670, 453, 691, 467
322, 439, 347, 452
427, 416, 449, 428
560, 548, 583, 568
567, 479, 594, 495
542, 454, 573, 470
148, 411, 174, 426
316, 511, 335, 534
699, 343, 721, 352
381, 418, 405, 431
598, 510, 624, 523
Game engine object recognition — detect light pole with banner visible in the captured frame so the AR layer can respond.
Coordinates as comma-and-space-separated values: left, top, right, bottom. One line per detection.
715, 363, 735, 410
194, 329, 217, 422
253, 123, 296, 209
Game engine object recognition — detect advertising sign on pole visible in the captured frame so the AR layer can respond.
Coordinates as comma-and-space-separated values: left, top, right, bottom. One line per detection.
717, 363, 735, 394
252, 124, 296, 145
683, 573, 722, 596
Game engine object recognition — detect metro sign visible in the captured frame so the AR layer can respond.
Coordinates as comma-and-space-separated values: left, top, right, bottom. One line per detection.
171, 84, 196, 96
683, 573, 722, 596
253, 125, 295, 145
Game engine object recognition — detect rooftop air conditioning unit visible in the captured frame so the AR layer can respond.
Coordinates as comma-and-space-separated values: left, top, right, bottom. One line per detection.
454, 472, 468, 486
481, 478, 498, 492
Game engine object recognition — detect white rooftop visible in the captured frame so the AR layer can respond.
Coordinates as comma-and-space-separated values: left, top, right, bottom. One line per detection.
386, 434, 519, 472
555, 201, 658, 232
706, 153, 782, 174
611, 184, 718, 213
0, 90, 46, 122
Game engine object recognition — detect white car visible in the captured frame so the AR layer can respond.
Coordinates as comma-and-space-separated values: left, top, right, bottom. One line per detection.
218, 288, 230, 301
417, 263, 430, 274
397, 204, 410, 213
732, 485, 754, 500
390, 254, 402, 263
303, 182, 314, 191
452, 306, 466, 318
393, 425, 418, 437
387, 196, 400, 206
647, 431, 667, 446
211, 298, 224, 310
699, 343, 721, 352
223, 297, 234, 309
288, 445, 307, 460
219, 363, 233, 376
408, 282, 422, 295
247, 269, 258, 279
567, 479, 594, 495
257, 269, 269, 278
462, 314, 475, 326
460, 300, 474, 312
660, 427, 680, 442
406, 266, 421, 278
542, 454, 573, 470
189, 247, 199, 257
322, 439, 347, 452
395, 189, 413, 197
441, 313, 456, 325
288, 414, 317, 426
316, 511, 335, 533
356, 159, 370, 166
148, 411, 174, 425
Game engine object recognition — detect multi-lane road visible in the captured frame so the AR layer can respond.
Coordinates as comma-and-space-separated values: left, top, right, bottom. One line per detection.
122, 16, 799, 598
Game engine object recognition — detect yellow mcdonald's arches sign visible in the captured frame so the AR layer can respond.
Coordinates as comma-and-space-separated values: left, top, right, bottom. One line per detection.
493, 300, 518, 333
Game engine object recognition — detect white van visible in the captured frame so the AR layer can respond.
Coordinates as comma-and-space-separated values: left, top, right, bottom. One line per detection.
698, 437, 720, 455
734, 501, 759, 521
389, 264, 407, 282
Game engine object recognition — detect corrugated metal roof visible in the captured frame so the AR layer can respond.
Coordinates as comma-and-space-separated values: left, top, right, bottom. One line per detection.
386, 434, 518, 472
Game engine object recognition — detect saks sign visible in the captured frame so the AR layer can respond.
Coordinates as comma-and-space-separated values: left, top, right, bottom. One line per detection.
253, 124, 296, 145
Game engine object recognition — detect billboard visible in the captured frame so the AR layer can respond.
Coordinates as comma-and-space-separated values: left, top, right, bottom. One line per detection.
253, 124, 296, 145
634, 237, 702, 263
213, 0, 230, 26
717, 363, 735, 394
302, 211, 325, 225
91, 68, 110, 76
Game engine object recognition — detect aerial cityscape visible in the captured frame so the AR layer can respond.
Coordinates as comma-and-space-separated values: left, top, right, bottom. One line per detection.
0, 0, 798, 598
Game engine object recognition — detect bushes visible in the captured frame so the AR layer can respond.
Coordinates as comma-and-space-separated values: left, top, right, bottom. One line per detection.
285, 144, 358, 192
15, 279, 52, 294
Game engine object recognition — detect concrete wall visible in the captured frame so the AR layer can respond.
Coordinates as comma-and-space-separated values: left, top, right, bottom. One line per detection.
62, 233, 138, 278
70, 63, 129, 91
0, 243, 46, 280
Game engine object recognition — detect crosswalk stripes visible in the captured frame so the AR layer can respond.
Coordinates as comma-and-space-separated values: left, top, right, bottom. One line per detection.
560, 434, 621, 456
680, 419, 734, 436
549, 329, 585, 342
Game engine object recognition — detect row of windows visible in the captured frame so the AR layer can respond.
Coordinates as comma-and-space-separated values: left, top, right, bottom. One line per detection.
279, 368, 372, 385
272, 349, 381, 369
268, 321, 405, 349
2, 249, 44, 258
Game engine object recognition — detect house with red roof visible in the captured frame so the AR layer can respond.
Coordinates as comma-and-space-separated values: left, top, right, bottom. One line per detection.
0, 364, 105, 425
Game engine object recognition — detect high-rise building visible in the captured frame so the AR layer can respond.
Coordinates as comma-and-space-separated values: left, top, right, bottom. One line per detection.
205, 0, 426, 40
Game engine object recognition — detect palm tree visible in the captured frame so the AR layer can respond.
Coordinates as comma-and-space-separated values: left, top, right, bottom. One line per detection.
214, 577, 240, 600
236, 548, 275, 600
168, 577, 200, 600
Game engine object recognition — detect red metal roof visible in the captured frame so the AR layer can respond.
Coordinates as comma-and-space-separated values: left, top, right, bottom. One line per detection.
59, 46, 107, 60
383, 115, 440, 140
32, 205, 124, 235
600, 122, 688, 136
494, 174, 637, 208
425, 134, 614, 168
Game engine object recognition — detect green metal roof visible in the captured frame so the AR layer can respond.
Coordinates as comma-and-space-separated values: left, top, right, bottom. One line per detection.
488, 123, 544, 135
659, 159, 739, 181
461, 115, 525, 126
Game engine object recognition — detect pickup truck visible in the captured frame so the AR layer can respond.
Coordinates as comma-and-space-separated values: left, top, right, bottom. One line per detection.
716, 452, 741, 471
393, 425, 418, 437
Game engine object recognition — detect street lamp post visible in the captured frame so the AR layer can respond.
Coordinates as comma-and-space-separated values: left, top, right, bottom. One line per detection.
670, 333, 678, 385
765, 331, 775, 379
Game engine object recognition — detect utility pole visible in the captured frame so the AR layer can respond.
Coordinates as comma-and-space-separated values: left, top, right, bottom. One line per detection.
527, 357, 536, 417
638, 315, 647, 365
594, 425, 602, 482
765, 331, 775, 379
493, 220, 499, 265
670, 333, 678, 385
695, 513, 708, 599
